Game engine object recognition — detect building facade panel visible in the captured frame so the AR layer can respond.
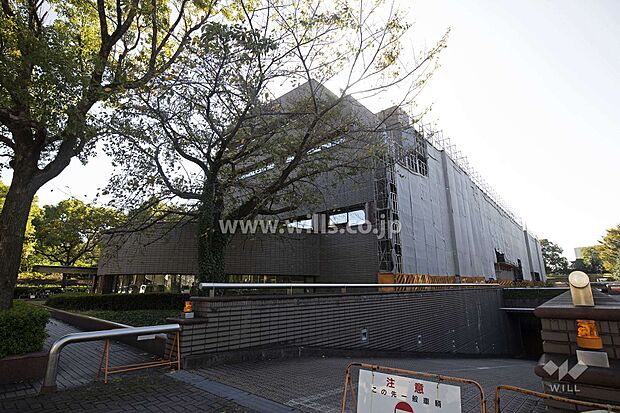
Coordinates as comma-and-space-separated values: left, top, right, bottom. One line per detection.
98, 83, 544, 284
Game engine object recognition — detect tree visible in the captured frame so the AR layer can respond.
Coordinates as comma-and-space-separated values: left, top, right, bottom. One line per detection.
599, 224, 620, 279
540, 239, 569, 275
0, 0, 216, 309
576, 245, 605, 275
0, 180, 40, 273
106, 0, 448, 283
32, 199, 124, 286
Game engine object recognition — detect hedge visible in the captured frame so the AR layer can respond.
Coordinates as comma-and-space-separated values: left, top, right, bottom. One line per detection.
45, 293, 189, 311
0, 301, 49, 358
13, 285, 89, 298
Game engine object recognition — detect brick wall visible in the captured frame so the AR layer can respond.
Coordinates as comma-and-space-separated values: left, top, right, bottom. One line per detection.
540, 318, 620, 360
99, 221, 379, 282
172, 287, 517, 359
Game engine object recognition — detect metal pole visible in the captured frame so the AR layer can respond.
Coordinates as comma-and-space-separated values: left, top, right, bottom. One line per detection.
341, 365, 351, 412
41, 324, 180, 394
176, 332, 181, 371
199, 282, 499, 290
104, 339, 110, 384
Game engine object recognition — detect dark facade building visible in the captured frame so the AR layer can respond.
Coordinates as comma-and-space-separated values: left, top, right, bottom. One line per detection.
98, 83, 545, 293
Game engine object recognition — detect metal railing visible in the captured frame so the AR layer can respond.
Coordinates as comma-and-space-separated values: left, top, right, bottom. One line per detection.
41, 324, 181, 394
494, 385, 620, 413
341, 362, 487, 413
199, 282, 499, 296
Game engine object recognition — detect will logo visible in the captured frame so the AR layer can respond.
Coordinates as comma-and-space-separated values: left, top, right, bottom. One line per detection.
543, 360, 587, 380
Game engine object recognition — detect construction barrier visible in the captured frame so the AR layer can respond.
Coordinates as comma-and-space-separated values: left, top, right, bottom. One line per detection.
341, 362, 487, 413
378, 273, 546, 292
97, 331, 181, 384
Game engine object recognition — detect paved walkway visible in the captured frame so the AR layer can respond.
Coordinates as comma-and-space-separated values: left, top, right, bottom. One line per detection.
0, 374, 256, 413
0, 319, 152, 400
194, 356, 547, 413
0, 319, 549, 412
0, 319, 286, 413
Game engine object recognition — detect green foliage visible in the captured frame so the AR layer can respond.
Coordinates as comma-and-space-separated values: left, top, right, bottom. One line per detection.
540, 239, 569, 275
45, 293, 189, 311
0, 301, 49, 358
572, 245, 605, 274
32, 199, 124, 266
599, 224, 620, 279
80, 309, 181, 326
105, 1, 449, 283
0, 0, 215, 309
13, 285, 89, 298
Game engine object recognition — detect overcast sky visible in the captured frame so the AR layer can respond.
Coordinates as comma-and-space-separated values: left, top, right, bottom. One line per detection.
2, 0, 619, 260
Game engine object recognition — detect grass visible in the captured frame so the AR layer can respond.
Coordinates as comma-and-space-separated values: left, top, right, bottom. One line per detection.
79, 309, 182, 326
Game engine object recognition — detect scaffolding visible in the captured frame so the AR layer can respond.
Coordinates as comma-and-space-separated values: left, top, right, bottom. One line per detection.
413, 123, 526, 230
392, 129, 429, 177
374, 145, 403, 273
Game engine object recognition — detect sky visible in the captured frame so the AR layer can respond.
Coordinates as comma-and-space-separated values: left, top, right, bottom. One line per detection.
2, 0, 619, 260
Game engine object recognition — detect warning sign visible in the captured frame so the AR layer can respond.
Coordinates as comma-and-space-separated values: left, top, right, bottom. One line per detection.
357, 370, 462, 413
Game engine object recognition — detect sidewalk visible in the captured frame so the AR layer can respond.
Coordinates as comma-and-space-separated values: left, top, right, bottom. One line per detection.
0, 319, 548, 413
0, 374, 256, 413
0, 319, 151, 400
0, 319, 289, 413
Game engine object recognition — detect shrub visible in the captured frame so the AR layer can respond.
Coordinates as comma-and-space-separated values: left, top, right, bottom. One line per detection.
80, 310, 182, 326
0, 301, 49, 358
13, 285, 90, 298
45, 293, 189, 311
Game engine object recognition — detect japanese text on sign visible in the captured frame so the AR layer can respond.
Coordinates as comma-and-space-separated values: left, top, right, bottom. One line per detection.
357, 370, 461, 413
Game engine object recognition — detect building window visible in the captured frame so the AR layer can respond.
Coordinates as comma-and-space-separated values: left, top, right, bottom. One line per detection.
327, 208, 367, 228
287, 218, 313, 229
329, 212, 348, 226
348, 209, 366, 226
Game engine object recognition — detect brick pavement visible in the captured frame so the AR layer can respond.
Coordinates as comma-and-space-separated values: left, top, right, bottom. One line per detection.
0, 319, 551, 413
0, 319, 295, 413
193, 356, 548, 413
0, 374, 256, 413
0, 318, 152, 400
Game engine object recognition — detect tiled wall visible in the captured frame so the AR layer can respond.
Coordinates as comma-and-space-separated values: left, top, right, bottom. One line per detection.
172, 287, 517, 358
540, 318, 620, 360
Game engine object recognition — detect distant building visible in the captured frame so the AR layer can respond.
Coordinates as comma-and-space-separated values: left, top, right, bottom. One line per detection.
98, 83, 545, 293
574, 247, 587, 260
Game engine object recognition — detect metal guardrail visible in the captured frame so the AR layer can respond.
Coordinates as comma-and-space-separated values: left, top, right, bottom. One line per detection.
341, 362, 487, 413
41, 324, 181, 394
199, 282, 498, 296
494, 384, 620, 413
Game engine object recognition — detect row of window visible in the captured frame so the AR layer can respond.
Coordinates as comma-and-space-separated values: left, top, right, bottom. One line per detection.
287, 207, 367, 230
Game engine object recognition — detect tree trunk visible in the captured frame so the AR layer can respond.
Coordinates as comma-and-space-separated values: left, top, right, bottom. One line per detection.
0, 178, 37, 310
61, 273, 69, 288
197, 183, 228, 284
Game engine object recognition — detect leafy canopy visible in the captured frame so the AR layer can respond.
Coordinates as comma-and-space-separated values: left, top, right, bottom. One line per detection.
599, 224, 620, 279
540, 238, 569, 275
32, 199, 124, 266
